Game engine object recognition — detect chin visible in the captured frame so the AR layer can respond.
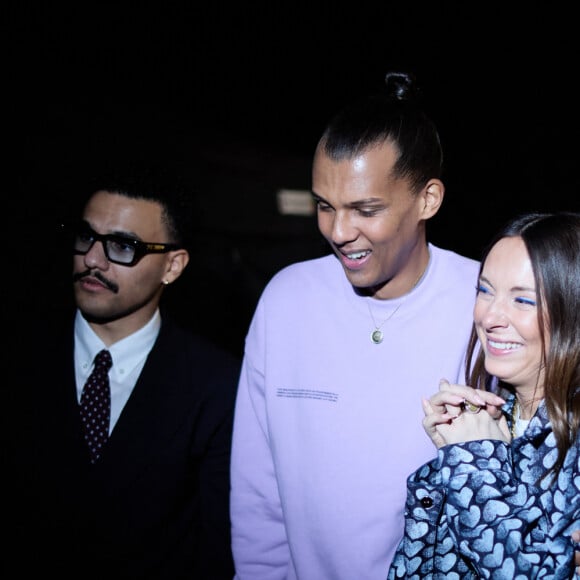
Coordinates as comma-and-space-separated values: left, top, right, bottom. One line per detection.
344, 271, 371, 288
484, 362, 517, 386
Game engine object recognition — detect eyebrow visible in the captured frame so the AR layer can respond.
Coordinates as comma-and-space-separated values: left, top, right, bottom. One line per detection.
310, 192, 385, 207
81, 220, 143, 242
349, 198, 385, 208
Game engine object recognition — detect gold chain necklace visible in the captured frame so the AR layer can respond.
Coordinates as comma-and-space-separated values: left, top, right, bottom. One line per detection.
367, 302, 403, 344
365, 269, 425, 345
511, 397, 541, 439
510, 399, 519, 439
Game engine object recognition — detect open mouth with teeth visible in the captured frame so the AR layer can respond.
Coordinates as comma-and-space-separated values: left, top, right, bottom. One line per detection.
487, 340, 520, 351
345, 251, 371, 260
337, 249, 372, 271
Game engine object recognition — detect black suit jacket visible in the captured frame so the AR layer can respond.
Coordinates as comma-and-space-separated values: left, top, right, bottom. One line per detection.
5, 310, 241, 579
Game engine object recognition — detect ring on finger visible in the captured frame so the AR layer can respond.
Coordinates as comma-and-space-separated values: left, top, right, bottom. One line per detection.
462, 399, 482, 414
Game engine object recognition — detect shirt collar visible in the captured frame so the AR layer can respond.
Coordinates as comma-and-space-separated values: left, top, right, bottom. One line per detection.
74, 309, 161, 380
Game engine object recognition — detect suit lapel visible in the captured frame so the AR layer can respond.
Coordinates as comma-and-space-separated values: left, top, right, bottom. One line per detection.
97, 319, 198, 478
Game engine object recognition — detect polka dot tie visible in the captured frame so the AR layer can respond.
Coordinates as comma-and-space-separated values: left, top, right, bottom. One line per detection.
80, 349, 112, 463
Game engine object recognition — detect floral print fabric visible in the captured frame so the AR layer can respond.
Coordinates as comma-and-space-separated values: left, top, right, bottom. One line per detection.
388, 396, 580, 579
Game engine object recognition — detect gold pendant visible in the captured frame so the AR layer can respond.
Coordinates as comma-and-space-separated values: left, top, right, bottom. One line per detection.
371, 329, 383, 344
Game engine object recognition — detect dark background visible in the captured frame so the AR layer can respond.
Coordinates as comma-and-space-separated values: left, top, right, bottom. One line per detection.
7, 3, 580, 356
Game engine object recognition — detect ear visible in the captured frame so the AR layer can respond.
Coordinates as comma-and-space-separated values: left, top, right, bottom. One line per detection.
161, 249, 190, 286
419, 179, 445, 220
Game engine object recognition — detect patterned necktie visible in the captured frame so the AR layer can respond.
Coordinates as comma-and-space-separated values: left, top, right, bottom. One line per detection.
80, 349, 112, 463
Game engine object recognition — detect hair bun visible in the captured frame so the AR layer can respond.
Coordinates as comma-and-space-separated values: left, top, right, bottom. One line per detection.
384, 71, 421, 102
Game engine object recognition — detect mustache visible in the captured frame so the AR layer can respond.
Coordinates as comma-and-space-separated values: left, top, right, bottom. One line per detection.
73, 269, 119, 294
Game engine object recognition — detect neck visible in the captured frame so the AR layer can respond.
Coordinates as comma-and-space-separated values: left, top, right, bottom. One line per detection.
369, 244, 430, 300
85, 305, 160, 347
514, 390, 543, 420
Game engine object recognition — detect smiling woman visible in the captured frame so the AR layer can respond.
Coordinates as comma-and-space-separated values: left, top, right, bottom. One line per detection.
473, 236, 545, 420
388, 210, 580, 579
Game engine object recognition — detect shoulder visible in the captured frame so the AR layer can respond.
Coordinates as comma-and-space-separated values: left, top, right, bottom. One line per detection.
429, 243, 479, 268
429, 244, 480, 280
156, 314, 241, 379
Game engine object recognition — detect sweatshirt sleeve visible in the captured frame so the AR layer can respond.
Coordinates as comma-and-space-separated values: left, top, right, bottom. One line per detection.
230, 303, 290, 580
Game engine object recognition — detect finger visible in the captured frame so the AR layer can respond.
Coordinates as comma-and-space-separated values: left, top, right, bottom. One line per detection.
429, 394, 466, 420
421, 396, 433, 416
573, 530, 580, 570
422, 398, 460, 425
486, 405, 506, 420
429, 388, 465, 410
422, 414, 448, 449
438, 379, 506, 408
438, 380, 485, 406
422, 397, 458, 417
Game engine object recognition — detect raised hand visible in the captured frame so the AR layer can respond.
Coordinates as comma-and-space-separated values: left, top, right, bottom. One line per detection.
422, 379, 509, 448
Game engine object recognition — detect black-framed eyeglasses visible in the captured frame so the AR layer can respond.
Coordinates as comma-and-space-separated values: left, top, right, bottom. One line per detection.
72, 223, 180, 266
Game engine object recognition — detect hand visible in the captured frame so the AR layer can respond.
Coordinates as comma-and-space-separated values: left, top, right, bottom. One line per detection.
422, 379, 509, 449
572, 529, 580, 576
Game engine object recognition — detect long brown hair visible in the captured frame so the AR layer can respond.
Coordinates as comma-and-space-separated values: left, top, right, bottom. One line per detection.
465, 211, 580, 478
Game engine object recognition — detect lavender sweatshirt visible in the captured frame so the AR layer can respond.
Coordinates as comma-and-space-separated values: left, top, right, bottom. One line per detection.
231, 244, 480, 580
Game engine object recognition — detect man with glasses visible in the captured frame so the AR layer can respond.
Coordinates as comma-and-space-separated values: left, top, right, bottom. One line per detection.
5, 162, 241, 579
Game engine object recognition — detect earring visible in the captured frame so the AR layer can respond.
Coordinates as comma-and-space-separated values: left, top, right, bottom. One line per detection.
162, 280, 169, 286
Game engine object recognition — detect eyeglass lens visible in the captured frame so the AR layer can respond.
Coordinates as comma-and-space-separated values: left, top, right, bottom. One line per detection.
75, 229, 138, 265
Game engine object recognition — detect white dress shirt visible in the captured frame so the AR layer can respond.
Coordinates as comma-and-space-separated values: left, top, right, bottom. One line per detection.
74, 309, 161, 434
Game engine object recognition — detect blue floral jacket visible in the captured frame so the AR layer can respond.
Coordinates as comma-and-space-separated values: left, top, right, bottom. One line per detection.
388, 397, 580, 579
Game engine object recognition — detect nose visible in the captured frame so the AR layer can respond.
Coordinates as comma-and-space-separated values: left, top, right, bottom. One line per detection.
83, 240, 110, 270
328, 211, 358, 246
476, 296, 509, 330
